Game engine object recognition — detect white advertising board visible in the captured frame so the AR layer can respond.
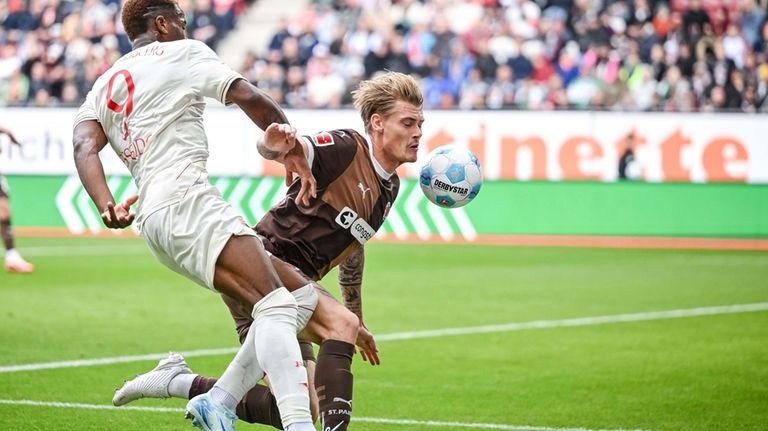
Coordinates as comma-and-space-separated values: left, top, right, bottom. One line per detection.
1, 107, 766, 183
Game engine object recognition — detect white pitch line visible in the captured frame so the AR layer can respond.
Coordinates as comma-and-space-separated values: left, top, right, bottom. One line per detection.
0, 399, 179, 413
20, 245, 148, 257
0, 399, 648, 431
1, 302, 766, 374
0, 348, 238, 373
376, 302, 768, 341
355, 417, 647, 431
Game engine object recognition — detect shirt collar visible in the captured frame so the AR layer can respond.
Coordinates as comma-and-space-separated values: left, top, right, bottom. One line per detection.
366, 135, 394, 180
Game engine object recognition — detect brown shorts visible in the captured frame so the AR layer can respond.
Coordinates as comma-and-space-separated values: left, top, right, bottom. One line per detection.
222, 237, 317, 343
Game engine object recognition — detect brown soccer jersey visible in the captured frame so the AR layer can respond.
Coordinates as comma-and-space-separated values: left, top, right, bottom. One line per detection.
255, 129, 399, 280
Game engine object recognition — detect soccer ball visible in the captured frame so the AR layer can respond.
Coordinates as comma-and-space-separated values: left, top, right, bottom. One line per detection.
419, 145, 483, 208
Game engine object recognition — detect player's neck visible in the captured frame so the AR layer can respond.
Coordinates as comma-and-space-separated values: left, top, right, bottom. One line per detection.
132, 34, 158, 50
370, 141, 397, 174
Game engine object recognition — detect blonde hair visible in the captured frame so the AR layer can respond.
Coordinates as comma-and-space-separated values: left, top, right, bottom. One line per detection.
352, 72, 423, 134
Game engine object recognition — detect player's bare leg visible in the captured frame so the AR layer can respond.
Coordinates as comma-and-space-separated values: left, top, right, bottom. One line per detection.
117, 252, 352, 430
185, 341, 318, 428
271, 258, 359, 431
0, 195, 33, 274
186, 295, 357, 431
186, 235, 313, 431
191, 257, 358, 430
301, 291, 358, 431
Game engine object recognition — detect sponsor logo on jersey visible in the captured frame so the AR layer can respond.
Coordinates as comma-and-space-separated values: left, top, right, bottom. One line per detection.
309, 131, 335, 146
335, 206, 375, 245
350, 218, 374, 244
357, 181, 371, 198
335, 207, 357, 229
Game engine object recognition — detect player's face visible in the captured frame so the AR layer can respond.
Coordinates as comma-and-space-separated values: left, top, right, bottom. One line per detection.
156, 4, 187, 41
168, 5, 187, 40
378, 100, 424, 171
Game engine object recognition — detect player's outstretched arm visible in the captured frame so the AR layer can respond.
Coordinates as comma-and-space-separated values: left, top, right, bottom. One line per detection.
73, 120, 136, 229
226, 80, 317, 205
339, 247, 380, 365
226, 79, 290, 158
257, 129, 317, 206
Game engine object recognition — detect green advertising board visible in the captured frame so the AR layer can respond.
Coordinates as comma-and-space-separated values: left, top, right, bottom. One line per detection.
4, 175, 768, 238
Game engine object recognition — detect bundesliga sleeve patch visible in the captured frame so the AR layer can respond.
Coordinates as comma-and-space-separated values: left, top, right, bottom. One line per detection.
308, 131, 335, 147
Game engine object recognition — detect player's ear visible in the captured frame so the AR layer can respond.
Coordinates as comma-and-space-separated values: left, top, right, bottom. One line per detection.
154, 15, 169, 35
371, 114, 384, 133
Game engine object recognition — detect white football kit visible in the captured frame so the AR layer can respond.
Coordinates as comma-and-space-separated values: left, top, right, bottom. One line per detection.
74, 39, 256, 289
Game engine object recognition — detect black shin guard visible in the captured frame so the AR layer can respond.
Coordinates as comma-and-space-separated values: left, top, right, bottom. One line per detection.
316, 340, 355, 431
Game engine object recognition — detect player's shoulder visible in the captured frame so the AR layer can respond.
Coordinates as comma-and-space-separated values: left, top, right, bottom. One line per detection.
305, 129, 364, 148
90, 61, 123, 89
178, 38, 208, 48
179, 39, 217, 56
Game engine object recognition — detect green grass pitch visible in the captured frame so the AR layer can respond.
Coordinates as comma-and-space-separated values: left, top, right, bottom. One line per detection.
0, 237, 766, 431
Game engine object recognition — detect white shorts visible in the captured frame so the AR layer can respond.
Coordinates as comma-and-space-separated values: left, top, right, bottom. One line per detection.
140, 184, 256, 290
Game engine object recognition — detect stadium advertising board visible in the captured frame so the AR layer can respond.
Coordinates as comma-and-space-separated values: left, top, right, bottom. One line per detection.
1, 107, 767, 183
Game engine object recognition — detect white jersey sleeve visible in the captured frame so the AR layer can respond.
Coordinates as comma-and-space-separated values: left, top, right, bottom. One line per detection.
73, 90, 99, 128
75, 39, 249, 226
186, 40, 243, 105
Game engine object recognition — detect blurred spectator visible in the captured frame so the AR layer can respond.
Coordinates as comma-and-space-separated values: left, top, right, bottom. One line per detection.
459, 67, 489, 109
0, 0, 242, 107
682, 0, 711, 41
740, 0, 765, 49
657, 65, 694, 111
268, 17, 292, 52
188, 0, 221, 48
567, 64, 601, 108
422, 63, 459, 109
676, 42, 695, 78
486, 64, 516, 109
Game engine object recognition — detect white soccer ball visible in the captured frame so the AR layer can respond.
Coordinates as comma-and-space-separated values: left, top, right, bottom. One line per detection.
419, 145, 483, 208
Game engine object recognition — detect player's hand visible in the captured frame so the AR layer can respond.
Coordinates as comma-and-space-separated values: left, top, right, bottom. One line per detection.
262, 123, 297, 155
356, 324, 380, 366
284, 141, 317, 207
101, 195, 138, 229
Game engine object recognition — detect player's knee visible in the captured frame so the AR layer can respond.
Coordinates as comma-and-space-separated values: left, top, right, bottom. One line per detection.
251, 287, 298, 322
329, 308, 360, 343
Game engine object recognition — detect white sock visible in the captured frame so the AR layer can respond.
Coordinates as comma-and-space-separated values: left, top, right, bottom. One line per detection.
211, 386, 239, 410
210, 320, 264, 410
168, 373, 197, 399
5, 249, 20, 261
251, 287, 312, 428
284, 422, 316, 431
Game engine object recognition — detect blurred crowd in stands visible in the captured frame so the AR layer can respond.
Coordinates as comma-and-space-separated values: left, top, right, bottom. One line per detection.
2, 0, 768, 112
0, 0, 243, 107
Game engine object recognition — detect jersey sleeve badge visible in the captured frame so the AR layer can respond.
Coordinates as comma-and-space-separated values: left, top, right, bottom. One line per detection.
308, 131, 335, 147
